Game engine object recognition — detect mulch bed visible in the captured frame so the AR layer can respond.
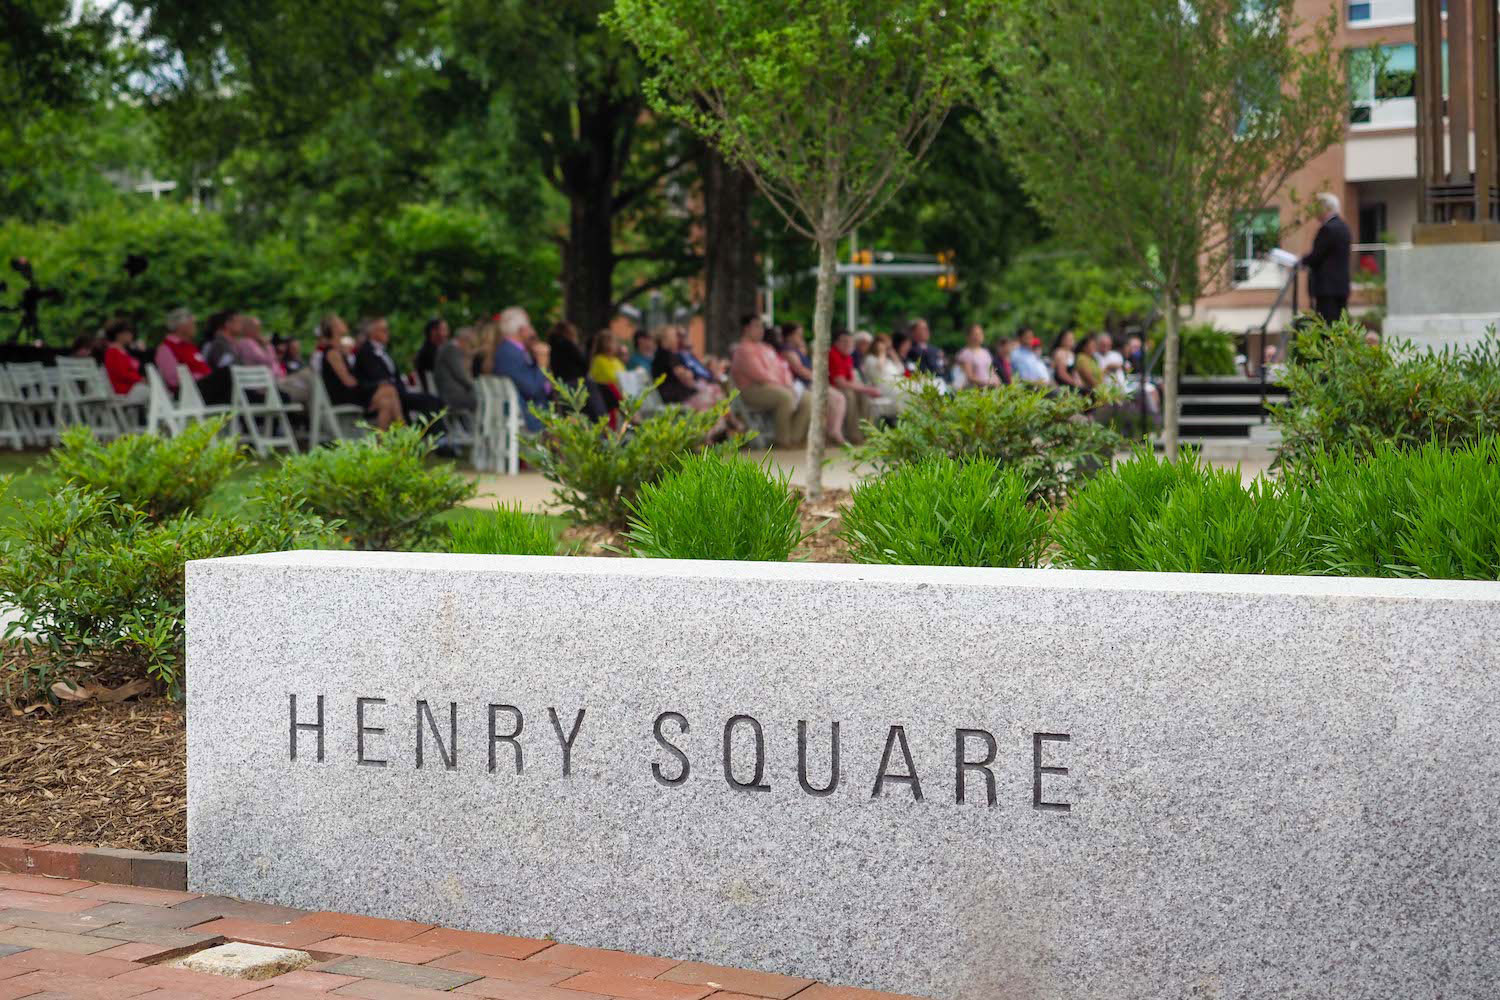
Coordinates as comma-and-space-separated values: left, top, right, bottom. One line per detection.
794, 487, 852, 563
0, 695, 186, 853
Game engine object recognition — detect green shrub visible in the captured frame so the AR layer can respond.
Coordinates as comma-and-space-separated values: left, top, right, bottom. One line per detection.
1054, 449, 1316, 575
625, 454, 804, 561
1271, 317, 1500, 471
1175, 323, 1238, 376
841, 458, 1050, 567
853, 382, 1123, 504
0, 484, 324, 697
448, 504, 557, 556
47, 418, 243, 522
531, 381, 746, 529
1051, 446, 1207, 570
1295, 438, 1500, 580
262, 421, 476, 550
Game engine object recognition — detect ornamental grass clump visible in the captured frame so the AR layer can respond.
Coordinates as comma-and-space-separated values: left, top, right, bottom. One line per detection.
261, 419, 475, 551
841, 457, 1050, 567
1054, 448, 1317, 575
1295, 437, 1500, 580
852, 382, 1123, 503
1051, 446, 1209, 571
448, 503, 557, 556
625, 453, 805, 561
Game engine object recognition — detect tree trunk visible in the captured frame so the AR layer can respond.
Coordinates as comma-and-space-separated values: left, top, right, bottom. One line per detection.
806, 234, 838, 499
701, 148, 757, 357
563, 186, 616, 339
559, 94, 632, 340
1161, 296, 1181, 458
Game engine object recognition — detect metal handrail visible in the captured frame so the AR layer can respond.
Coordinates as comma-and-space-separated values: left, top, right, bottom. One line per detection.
1249, 265, 1300, 422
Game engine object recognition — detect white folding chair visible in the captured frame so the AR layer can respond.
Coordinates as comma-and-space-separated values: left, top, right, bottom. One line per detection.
472, 376, 521, 475
0, 367, 27, 450
616, 367, 649, 399
306, 372, 365, 448
494, 376, 521, 475
445, 407, 476, 451
230, 366, 299, 455
144, 366, 184, 436
176, 363, 235, 432
470, 378, 496, 471
53, 357, 125, 439
6, 363, 58, 445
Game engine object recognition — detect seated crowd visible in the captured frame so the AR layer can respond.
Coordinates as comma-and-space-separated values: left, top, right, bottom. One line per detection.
69, 304, 1156, 446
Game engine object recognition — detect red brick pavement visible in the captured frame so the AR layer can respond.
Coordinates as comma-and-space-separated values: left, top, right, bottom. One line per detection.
0, 875, 929, 1000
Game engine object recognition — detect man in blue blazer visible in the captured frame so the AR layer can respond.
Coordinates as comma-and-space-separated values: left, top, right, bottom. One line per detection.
492, 306, 553, 432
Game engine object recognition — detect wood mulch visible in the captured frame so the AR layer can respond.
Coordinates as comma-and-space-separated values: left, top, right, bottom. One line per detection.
0, 693, 187, 853
794, 487, 852, 563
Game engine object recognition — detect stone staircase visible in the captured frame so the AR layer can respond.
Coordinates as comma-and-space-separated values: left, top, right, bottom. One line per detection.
1176, 375, 1287, 461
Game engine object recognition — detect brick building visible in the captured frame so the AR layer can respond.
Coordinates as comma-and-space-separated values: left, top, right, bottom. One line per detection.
1198, 0, 1437, 332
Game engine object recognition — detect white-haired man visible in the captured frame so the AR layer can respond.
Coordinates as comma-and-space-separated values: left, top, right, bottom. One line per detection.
492, 306, 552, 431
1301, 192, 1351, 326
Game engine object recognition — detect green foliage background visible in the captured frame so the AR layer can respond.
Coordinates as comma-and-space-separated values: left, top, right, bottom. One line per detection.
0, 198, 559, 357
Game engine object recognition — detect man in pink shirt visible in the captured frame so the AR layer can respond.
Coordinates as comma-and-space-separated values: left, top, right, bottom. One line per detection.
729, 313, 809, 448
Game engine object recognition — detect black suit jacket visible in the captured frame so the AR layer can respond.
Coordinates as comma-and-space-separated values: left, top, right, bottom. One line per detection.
353, 340, 401, 387
1302, 214, 1352, 299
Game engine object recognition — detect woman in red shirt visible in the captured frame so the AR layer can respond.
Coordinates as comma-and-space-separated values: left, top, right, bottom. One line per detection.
102, 319, 149, 404
829, 330, 879, 445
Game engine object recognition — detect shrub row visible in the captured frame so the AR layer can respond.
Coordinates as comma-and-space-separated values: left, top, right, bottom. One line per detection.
0, 419, 476, 698
460, 439, 1500, 583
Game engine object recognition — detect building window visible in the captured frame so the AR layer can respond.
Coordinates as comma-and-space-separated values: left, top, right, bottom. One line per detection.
1350, 43, 1421, 126
1233, 210, 1281, 284
1348, 0, 1443, 25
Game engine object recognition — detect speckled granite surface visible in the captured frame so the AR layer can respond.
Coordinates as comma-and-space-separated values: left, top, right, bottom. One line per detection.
186, 553, 1500, 1000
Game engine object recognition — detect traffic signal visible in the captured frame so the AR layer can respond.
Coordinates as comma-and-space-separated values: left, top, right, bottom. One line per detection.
853, 248, 874, 291
936, 250, 957, 290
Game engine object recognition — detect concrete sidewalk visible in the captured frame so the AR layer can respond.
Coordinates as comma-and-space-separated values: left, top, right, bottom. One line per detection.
466, 447, 866, 514
464, 448, 1273, 514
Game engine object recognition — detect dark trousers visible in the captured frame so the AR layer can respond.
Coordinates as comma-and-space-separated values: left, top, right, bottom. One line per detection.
1314, 296, 1348, 326
399, 389, 447, 435
196, 367, 233, 405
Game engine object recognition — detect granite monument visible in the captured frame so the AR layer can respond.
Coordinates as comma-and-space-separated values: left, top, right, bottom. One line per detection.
187, 552, 1500, 999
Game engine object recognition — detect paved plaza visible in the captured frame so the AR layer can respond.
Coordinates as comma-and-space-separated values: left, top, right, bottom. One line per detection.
0, 871, 914, 1000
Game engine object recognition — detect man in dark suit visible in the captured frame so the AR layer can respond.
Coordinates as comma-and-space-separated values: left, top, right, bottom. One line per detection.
907, 317, 945, 376
1301, 193, 1352, 326
353, 316, 445, 425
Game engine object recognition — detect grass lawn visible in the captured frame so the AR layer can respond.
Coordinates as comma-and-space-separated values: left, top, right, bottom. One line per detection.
0, 448, 568, 542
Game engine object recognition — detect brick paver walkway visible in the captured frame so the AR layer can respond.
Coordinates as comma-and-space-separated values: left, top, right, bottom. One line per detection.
0, 873, 925, 1000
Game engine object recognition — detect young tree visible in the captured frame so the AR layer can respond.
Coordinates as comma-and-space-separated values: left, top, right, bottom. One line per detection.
608, 0, 1001, 495
980, 0, 1347, 455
